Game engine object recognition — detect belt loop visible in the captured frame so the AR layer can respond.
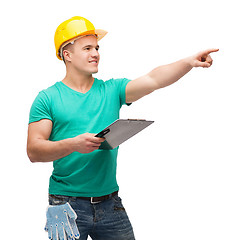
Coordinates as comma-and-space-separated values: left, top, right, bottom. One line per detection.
70, 196, 76, 202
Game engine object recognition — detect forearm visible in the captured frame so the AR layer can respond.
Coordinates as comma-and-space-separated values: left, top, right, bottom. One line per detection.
27, 132, 104, 163
148, 57, 193, 89
27, 138, 75, 163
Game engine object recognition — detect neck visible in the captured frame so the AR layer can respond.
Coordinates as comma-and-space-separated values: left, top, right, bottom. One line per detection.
62, 71, 95, 93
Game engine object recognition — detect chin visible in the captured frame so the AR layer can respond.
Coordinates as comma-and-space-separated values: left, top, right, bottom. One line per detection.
91, 69, 99, 74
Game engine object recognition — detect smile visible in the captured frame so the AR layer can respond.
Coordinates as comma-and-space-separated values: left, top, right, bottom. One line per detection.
89, 60, 98, 64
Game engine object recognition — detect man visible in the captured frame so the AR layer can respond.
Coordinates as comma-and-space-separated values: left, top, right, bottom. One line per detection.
27, 16, 218, 240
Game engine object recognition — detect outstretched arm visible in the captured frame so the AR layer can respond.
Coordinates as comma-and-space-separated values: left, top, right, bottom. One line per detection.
125, 48, 219, 103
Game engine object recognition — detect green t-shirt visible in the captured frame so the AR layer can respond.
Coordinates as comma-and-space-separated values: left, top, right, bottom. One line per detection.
29, 78, 131, 197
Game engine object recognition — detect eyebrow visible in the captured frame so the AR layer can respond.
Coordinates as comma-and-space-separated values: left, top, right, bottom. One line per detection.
83, 44, 100, 49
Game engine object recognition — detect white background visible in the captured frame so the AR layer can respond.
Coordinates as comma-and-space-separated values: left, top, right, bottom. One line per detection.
1, 0, 245, 239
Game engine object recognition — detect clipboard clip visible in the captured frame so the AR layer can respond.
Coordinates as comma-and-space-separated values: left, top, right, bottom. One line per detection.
95, 128, 110, 138
127, 119, 147, 124
127, 118, 146, 121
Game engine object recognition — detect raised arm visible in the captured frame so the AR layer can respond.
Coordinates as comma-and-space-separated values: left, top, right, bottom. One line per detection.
27, 119, 104, 163
125, 48, 219, 103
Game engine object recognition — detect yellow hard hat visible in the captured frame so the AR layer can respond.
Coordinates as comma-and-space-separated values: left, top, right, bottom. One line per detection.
54, 16, 107, 60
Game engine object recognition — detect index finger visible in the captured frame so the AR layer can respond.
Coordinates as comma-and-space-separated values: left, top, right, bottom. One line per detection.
202, 48, 219, 55
91, 135, 105, 143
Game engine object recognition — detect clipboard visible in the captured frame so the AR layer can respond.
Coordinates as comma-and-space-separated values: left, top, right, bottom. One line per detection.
95, 119, 154, 150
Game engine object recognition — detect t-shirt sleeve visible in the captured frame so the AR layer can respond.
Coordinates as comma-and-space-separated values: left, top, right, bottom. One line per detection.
29, 91, 53, 124
114, 78, 131, 107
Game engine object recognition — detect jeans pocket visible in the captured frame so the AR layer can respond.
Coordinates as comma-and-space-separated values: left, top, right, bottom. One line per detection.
113, 196, 125, 211
113, 195, 122, 202
49, 194, 69, 205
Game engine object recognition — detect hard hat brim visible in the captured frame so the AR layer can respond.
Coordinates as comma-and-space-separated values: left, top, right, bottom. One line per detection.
95, 29, 108, 41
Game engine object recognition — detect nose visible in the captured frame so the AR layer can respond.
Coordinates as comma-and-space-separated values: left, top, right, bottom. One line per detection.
91, 48, 99, 58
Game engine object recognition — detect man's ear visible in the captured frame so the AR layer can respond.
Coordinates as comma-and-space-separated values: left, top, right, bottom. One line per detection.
63, 50, 72, 62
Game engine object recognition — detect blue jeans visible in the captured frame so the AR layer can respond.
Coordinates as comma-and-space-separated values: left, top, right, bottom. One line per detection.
48, 194, 135, 240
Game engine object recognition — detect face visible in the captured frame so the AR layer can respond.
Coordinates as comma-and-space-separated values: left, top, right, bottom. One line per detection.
64, 35, 100, 75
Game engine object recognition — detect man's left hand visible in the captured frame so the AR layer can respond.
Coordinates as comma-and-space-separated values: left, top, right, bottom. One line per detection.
191, 48, 219, 68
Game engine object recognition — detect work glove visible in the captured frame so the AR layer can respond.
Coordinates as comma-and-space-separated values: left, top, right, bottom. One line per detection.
44, 202, 80, 240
